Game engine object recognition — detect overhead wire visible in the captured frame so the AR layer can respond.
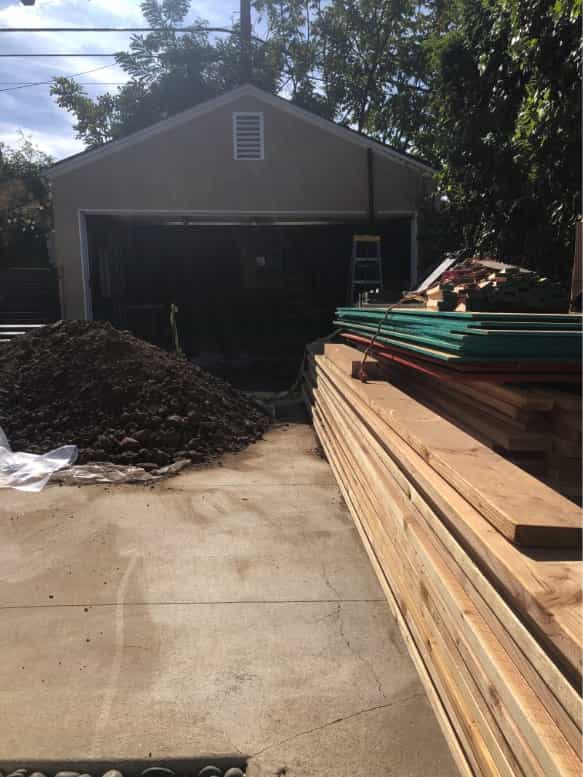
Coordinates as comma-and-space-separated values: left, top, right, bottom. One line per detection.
0, 63, 124, 93
0, 82, 128, 92
0, 26, 240, 33
0, 26, 265, 41
0, 53, 120, 57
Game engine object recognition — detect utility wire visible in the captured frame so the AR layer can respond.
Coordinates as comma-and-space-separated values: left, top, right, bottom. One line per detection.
0, 26, 264, 41
0, 53, 120, 57
0, 64, 121, 92
0, 80, 119, 84
0, 26, 234, 33
0, 82, 127, 92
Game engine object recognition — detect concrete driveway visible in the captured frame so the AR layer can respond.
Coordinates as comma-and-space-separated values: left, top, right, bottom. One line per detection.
0, 423, 457, 776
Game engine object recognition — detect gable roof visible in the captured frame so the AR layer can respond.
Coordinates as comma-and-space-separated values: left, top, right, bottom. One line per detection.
46, 84, 434, 179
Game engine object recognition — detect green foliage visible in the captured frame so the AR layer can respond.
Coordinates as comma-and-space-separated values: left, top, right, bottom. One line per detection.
255, 0, 432, 144
423, 0, 581, 276
0, 133, 53, 266
0, 132, 52, 198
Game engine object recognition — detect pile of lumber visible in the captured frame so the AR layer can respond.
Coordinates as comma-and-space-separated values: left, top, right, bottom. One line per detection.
373, 361, 581, 502
302, 341, 582, 777
334, 307, 582, 369
335, 306, 582, 502
423, 258, 569, 313
540, 389, 582, 500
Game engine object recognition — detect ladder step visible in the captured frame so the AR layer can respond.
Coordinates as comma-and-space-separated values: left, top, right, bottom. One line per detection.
349, 233, 383, 303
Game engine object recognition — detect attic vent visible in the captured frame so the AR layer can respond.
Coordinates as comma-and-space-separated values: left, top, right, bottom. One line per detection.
233, 112, 264, 160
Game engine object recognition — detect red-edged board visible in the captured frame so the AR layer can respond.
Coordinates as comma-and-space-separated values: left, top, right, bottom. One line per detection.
341, 333, 582, 384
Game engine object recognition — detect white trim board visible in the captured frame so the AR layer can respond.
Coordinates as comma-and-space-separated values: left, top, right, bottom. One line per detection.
79, 208, 370, 217
78, 209, 416, 219
77, 211, 93, 321
47, 85, 433, 179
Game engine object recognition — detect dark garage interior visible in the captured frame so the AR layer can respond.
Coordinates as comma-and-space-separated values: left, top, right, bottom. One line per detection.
86, 214, 412, 386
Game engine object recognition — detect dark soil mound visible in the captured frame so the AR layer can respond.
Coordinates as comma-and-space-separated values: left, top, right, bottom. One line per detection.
0, 321, 270, 468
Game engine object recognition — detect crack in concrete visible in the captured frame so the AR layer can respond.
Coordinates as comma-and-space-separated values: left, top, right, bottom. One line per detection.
250, 692, 424, 759
320, 561, 342, 600
334, 602, 386, 699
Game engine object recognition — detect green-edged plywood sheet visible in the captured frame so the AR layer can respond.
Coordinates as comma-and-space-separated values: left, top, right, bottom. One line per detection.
333, 320, 581, 359
334, 307, 582, 362
338, 307, 583, 323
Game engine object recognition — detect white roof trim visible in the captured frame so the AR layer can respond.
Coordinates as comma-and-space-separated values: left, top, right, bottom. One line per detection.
47, 84, 433, 179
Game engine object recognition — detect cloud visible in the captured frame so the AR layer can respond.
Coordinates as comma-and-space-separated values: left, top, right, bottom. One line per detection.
0, 120, 84, 159
0, 0, 237, 159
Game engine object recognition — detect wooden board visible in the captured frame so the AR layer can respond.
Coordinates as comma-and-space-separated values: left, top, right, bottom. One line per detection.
334, 320, 581, 360
313, 412, 477, 777
321, 343, 582, 548
315, 411, 527, 777
340, 332, 582, 382
313, 362, 583, 717
381, 365, 550, 453
339, 307, 583, 323
312, 381, 581, 777
311, 348, 583, 682
469, 383, 555, 412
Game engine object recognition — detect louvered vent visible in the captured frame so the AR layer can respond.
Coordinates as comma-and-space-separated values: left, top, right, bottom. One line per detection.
233, 112, 264, 160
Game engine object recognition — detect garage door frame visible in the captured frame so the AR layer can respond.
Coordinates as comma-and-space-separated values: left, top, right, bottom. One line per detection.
78, 208, 419, 321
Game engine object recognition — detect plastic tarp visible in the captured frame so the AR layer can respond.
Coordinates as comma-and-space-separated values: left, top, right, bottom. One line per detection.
0, 427, 195, 490
52, 463, 157, 485
0, 427, 78, 492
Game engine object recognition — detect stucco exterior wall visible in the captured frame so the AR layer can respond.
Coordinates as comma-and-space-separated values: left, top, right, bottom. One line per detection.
50, 91, 431, 319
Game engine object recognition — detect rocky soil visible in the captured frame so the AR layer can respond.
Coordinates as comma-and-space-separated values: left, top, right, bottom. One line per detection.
0, 321, 269, 468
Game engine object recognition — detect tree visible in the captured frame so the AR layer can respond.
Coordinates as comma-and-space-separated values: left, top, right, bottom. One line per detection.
421, 0, 581, 276
51, 0, 279, 147
52, 0, 433, 149
0, 133, 53, 267
255, 0, 434, 145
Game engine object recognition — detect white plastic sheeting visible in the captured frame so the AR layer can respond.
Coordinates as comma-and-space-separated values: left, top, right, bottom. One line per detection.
0, 427, 78, 492
0, 427, 193, 491
53, 463, 157, 485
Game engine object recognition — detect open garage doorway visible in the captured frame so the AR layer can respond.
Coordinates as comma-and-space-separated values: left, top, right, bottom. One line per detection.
85, 214, 412, 387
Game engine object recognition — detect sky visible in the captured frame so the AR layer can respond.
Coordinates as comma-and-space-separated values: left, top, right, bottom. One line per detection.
0, 0, 237, 160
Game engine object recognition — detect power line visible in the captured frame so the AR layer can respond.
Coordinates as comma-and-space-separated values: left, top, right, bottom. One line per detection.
0, 81, 125, 85
0, 82, 127, 92
0, 53, 120, 57
0, 63, 117, 80
0, 26, 233, 33
0, 64, 120, 92
0, 26, 264, 42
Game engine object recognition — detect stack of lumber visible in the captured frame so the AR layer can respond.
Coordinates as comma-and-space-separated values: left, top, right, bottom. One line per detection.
423, 258, 569, 313
335, 306, 582, 501
334, 307, 582, 378
537, 389, 582, 502
302, 341, 582, 777
370, 360, 581, 502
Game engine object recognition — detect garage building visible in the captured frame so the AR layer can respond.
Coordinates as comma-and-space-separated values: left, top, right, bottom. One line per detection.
47, 84, 433, 379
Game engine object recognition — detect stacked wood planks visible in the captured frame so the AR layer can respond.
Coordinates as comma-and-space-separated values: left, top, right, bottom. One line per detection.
365, 360, 582, 502
335, 307, 582, 389
302, 341, 582, 777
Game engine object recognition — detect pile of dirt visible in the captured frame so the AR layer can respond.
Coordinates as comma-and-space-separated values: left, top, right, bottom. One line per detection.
0, 321, 270, 468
